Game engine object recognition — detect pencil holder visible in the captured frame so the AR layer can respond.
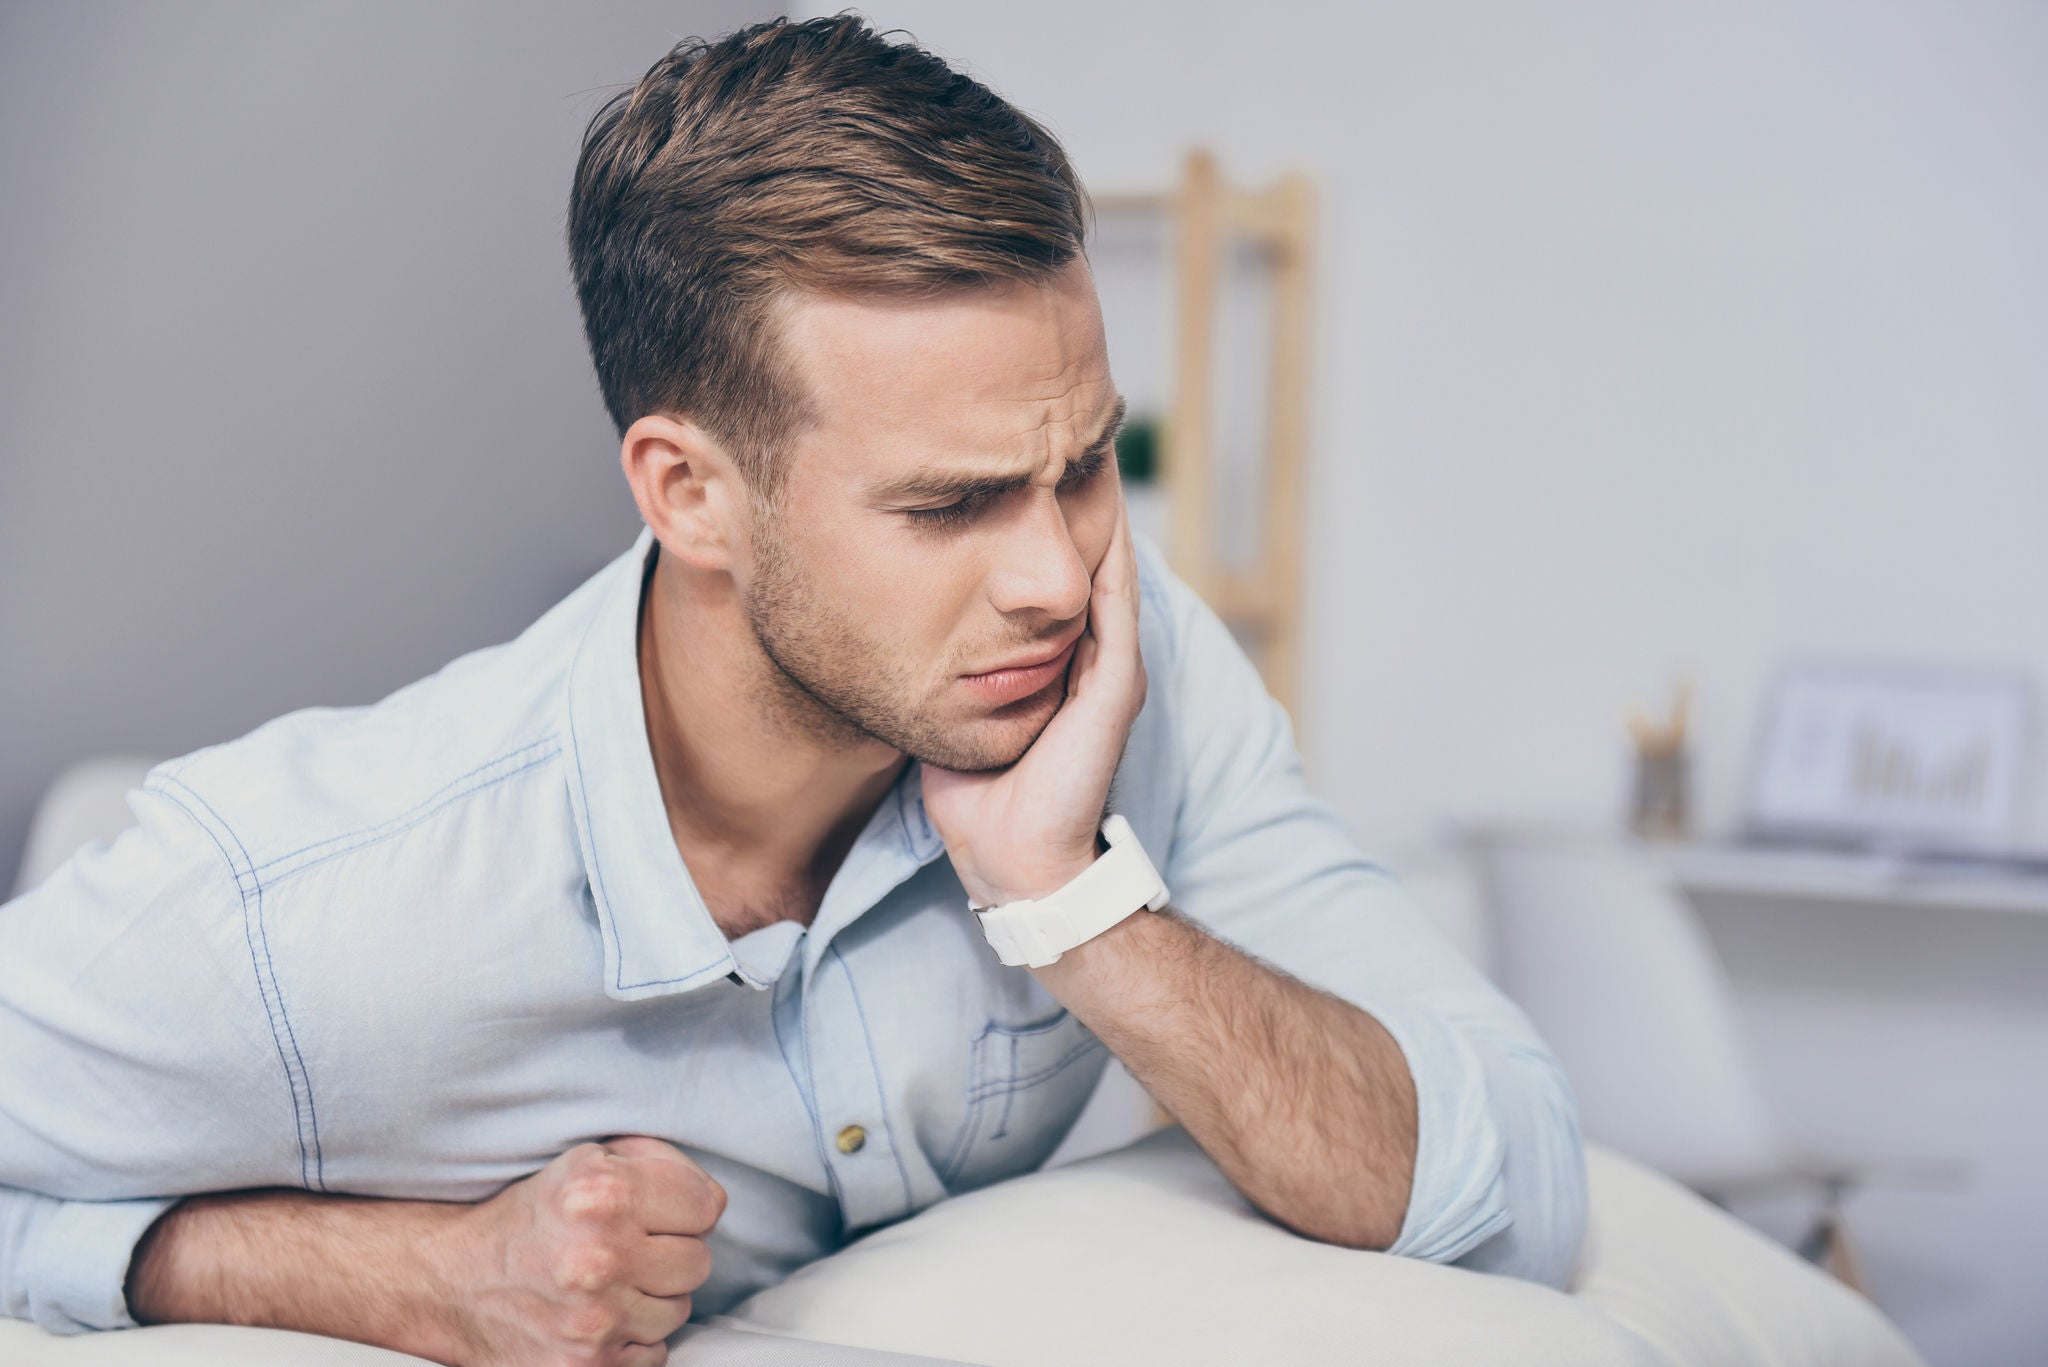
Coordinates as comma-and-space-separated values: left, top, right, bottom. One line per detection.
1629, 746, 1691, 841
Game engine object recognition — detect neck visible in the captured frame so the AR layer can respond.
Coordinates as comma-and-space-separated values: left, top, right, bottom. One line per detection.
637, 544, 907, 932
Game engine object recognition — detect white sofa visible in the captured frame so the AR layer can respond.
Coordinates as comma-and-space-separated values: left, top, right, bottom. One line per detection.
3, 1125, 1922, 1366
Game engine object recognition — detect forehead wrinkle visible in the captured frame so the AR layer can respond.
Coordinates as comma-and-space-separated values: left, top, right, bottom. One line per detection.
1004, 364, 1115, 466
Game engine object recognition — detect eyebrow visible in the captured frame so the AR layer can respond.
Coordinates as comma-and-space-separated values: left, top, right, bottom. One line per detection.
870, 395, 1129, 504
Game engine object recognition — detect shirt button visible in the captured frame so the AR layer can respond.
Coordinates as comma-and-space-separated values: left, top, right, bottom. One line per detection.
836, 1124, 867, 1154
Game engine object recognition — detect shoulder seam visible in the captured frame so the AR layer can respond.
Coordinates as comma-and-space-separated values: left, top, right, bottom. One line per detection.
141, 779, 326, 1193
252, 736, 562, 889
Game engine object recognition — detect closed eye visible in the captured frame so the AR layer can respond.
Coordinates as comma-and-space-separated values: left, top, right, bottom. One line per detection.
904, 493, 991, 528
900, 428, 1121, 531
1058, 443, 1112, 491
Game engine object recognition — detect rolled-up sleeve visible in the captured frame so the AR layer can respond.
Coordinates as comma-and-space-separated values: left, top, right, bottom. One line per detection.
1143, 543, 1587, 1287
0, 1187, 176, 1332
1, 781, 302, 1331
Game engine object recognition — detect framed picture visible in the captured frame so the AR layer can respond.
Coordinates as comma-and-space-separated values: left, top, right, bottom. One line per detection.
1744, 660, 2033, 852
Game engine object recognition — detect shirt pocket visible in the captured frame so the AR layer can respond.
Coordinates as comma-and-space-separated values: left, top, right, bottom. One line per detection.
937, 1006, 1108, 1194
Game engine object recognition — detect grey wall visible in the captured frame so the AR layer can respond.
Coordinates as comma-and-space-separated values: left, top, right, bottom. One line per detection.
0, 0, 776, 890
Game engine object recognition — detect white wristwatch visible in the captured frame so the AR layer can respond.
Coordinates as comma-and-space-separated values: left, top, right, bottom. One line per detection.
972, 814, 1170, 968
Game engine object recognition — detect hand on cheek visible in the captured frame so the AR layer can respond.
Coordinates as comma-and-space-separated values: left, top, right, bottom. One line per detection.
922, 489, 1145, 908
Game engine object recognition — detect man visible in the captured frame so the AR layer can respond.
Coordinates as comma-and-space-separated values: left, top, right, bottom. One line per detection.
0, 15, 1585, 1366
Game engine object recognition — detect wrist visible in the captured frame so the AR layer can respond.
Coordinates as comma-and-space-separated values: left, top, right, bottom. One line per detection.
972, 816, 1169, 968
964, 854, 1097, 910
963, 825, 1116, 909
402, 1200, 487, 1365
1029, 897, 1166, 984
124, 1199, 192, 1325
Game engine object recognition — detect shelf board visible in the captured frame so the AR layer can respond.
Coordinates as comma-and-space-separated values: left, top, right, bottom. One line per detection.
1665, 843, 2048, 917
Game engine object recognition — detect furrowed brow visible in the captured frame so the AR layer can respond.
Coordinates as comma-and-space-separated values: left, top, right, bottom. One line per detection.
1087, 396, 1129, 458
874, 468, 1031, 504
871, 396, 1130, 504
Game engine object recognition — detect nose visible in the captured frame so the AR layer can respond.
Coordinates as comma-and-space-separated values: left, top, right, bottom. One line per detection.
984, 490, 1092, 624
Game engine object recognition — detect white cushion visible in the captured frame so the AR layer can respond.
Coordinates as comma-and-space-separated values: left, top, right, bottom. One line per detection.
0, 1320, 957, 1365
0, 1130, 1922, 1365
0, 1321, 422, 1366
10, 757, 157, 899
718, 1129, 1924, 1367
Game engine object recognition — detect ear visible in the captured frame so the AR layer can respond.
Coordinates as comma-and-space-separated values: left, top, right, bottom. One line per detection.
619, 413, 749, 573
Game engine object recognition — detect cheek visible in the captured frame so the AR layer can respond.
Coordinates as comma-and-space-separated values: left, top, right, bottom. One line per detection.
840, 528, 988, 663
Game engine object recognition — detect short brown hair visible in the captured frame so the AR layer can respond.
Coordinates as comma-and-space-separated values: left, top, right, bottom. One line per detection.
567, 14, 1090, 489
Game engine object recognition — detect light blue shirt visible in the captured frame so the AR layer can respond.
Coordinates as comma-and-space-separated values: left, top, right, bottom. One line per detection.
0, 528, 1585, 1334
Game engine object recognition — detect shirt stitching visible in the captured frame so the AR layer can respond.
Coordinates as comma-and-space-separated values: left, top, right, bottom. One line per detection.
966, 1034, 1105, 1101
830, 943, 916, 1218
145, 779, 326, 1193
156, 775, 327, 1192
936, 1018, 992, 1188
936, 1075, 985, 1189
256, 744, 563, 891
249, 736, 561, 877
990, 1034, 1019, 1140
771, 971, 845, 1210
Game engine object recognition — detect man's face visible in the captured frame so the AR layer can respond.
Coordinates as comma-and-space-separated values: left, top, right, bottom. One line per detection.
737, 258, 1124, 772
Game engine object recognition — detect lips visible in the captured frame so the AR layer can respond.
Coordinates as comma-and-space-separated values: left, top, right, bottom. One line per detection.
974, 638, 1076, 676
961, 636, 1080, 707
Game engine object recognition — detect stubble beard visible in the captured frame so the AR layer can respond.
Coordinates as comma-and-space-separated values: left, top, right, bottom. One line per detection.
739, 514, 1060, 773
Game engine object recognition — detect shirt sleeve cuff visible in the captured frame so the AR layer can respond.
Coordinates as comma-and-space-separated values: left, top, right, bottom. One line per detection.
18, 1194, 178, 1333
1368, 999, 1513, 1263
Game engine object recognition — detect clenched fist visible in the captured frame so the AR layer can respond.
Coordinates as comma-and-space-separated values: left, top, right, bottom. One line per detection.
440, 1136, 728, 1367
126, 1135, 726, 1366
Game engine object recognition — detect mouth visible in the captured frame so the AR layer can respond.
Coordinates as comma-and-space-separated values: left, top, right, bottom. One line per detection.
960, 636, 1080, 707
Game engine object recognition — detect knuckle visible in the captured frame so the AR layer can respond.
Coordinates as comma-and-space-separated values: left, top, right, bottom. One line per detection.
556, 1299, 618, 1346
553, 1242, 622, 1294
558, 1141, 609, 1173
559, 1170, 630, 1223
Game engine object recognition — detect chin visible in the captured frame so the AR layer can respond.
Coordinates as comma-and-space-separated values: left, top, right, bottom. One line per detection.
911, 691, 1060, 773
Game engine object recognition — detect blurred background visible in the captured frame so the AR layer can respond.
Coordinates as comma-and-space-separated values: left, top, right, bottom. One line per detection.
2, 4, 2042, 1364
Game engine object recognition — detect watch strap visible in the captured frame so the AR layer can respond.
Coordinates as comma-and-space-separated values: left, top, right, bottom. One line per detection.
973, 815, 1169, 968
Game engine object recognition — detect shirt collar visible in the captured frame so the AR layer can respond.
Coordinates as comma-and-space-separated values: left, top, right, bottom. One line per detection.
564, 527, 738, 1001
797, 757, 948, 983
562, 527, 952, 1001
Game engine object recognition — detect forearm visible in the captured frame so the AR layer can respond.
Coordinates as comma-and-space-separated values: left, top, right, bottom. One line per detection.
1033, 906, 1418, 1249
128, 1191, 469, 1364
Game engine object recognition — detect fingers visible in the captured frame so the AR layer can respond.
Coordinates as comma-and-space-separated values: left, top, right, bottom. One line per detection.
1066, 630, 1100, 697
1092, 495, 1138, 633
619, 1289, 693, 1346
462, 1142, 718, 1367
600, 1137, 728, 1235
1079, 489, 1143, 709
1093, 486, 1135, 596
630, 1233, 713, 1298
